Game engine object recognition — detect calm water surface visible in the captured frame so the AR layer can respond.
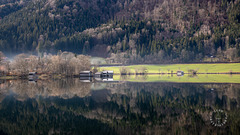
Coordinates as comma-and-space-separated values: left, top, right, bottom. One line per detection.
0, 78, 239, 135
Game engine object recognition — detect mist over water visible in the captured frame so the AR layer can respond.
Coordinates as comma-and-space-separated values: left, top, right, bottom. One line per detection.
0, 79, 239, 134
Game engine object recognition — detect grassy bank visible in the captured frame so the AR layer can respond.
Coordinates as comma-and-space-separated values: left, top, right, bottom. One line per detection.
99, 63, 240, 74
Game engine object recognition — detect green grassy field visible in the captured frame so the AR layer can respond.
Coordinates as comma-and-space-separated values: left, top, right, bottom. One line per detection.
99, 63, 240, 74
112, 74, 240, 83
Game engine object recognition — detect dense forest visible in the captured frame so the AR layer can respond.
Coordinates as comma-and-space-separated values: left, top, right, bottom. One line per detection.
0, 0, 240, 63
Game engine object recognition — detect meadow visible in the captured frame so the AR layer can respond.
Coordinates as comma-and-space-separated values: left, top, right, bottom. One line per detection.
99, 63, 240, 74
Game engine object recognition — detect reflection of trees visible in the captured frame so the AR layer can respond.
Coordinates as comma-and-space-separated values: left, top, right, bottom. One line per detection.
91, 83, 240, 134
0, 97, 116, 135
106, 83, 240, 111
0, 81, 240, 134
0, 80, 11, 103
0, 79, 91, 100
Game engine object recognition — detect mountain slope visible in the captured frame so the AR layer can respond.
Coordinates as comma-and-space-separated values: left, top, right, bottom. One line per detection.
0, 0, 239, 63
0, 0, 121, 52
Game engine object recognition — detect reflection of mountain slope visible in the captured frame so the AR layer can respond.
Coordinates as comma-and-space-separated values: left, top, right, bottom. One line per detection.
0, 80, 240, 134
82, 83, 240, 134
0, 96, 116, 135
105, 82, 240, 110
76, 83, 240, 134
91, 90, 111, 103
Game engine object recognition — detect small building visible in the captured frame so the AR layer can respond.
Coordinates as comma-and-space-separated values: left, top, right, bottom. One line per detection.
94, 77, 118, 83
94, 77, 103, 82
102, 71, 113, 78
80, 71, 93, 77
94, 72, 102, 78
29, 72, 37, 75
80, 77, 92, 82
102, 78, 114, 82
177, 71, 184, 76
29, 72, 38, 81
29, 72, 37, 77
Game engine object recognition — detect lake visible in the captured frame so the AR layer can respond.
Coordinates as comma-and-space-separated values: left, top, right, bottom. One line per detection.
0, 77, 239, 135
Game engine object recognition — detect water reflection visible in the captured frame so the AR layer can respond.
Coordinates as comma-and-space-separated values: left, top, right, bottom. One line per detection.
0, 79, 91, 100
0, 79, 240, 134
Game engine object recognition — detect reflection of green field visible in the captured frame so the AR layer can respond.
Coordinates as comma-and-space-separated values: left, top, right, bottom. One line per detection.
113, 74, 240, 83
99, 63, 240, 74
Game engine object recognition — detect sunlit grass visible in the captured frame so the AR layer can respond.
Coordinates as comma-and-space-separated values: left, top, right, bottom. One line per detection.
99, 63, 240, 74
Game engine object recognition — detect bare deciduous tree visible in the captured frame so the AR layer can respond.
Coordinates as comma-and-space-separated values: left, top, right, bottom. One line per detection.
225, 48, 238, 62
9, 52, 91, 76
11, 54, 29, 75
28, 55, 38, 72
0, 51, 4, 64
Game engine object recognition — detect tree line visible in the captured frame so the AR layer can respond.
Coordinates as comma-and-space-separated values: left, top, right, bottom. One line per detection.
0, 51, 90, 76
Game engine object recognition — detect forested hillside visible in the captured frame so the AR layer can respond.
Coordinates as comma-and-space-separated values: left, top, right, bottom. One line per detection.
0, 0, 32, 18
0, 0, 240, 63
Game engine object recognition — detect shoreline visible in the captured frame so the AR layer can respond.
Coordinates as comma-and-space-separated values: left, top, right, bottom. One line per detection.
1, 74, 240, 84
1, 72, 240, 79
1, 72, 240, 80
113, 72, 240, 75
